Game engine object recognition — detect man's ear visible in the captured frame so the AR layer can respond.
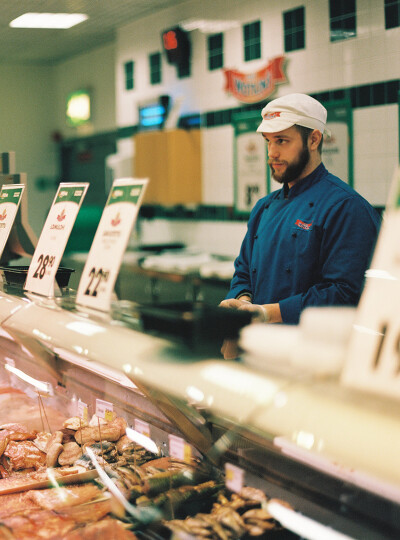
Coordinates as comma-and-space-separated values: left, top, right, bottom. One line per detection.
309, 129, 322, 150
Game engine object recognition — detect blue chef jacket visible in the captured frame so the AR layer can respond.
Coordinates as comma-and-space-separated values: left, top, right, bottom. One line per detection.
226, 163, 381, 324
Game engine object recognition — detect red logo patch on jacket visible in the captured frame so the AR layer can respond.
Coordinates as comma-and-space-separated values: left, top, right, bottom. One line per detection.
295, 219, 313, 230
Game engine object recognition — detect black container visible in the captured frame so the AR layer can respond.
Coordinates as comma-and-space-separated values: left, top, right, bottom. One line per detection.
137, 301, 252, 353
0, 265, 75, 289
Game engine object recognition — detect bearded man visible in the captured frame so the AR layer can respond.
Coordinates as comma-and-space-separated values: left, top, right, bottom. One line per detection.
220, 93, 380, 358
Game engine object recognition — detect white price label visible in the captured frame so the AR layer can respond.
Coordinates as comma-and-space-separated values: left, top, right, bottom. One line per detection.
0, 184, 25, 259
76, 178, 148, 312
24, 183, 88, 297
95, 399, 113, 421
134, 419, 150, 438
168, 434, 192, 463
225, 462, 245, 493
77, 400, 88, 423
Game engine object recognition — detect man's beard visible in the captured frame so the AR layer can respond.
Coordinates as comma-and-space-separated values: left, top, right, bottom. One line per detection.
269, 144, 310, 185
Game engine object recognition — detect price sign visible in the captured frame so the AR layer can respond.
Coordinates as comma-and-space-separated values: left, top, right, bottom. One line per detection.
0, 184, 25, 259
134, 418, 150, 438
77, 400, 88, 423
225, 462, 245, 493
24, 183, 88, 297
76, 178, 148, 311
168, 434, 192, 463
95, 398, 113, 421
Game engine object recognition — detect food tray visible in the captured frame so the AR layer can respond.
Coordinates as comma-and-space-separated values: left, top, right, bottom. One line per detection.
137, 301, 252, 353
0, 265, 75, 289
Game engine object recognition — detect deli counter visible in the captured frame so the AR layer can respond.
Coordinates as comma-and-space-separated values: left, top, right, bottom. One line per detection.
0, 253, 398, 540
0, 169, 398, 539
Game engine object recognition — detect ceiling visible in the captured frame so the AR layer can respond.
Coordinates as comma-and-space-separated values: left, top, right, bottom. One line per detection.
0, 0, 187, 65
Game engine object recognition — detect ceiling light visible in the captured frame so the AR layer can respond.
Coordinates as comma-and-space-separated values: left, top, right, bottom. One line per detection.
181, 18, 239, 33
10, 13, 88, 29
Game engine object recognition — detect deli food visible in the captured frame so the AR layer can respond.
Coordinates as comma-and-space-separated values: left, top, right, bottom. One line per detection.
0, 410, 289, 539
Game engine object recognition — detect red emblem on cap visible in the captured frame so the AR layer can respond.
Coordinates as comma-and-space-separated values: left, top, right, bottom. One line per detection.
264, 111, 281, 120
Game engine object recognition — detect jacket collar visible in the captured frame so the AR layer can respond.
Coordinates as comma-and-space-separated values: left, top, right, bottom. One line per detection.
277, 162, 326, 199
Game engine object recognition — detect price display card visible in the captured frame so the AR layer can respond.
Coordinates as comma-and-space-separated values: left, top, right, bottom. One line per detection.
168, 434, 192, 463
95, 398, 114, 421
76, 178, 148, 312
134, 418, 151, 438
24, 183, 89, 297
225, 462, 245, 493
0, 184, 25, 258
77, 400, 88, 424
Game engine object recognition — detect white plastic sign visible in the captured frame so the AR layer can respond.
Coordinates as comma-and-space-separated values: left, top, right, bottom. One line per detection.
95, 398, 113, 421
24, 183, 88, 297
0, 184, 25, 258
225, 462, 245, 493
134, 418, 150, 438
76, 177, 148, 311
77, 400, 88, 423
168, 434, 192, 463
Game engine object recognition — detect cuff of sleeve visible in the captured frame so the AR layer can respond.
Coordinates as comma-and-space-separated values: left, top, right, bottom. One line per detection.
279, 295, 302, 324
236, 290, 252, 301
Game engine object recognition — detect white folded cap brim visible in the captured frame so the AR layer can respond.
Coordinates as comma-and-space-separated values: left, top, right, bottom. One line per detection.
257, 110, 329, 135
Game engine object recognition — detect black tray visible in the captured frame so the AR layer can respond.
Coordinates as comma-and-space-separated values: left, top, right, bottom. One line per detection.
137, 301, 252, 352
0, 265, 75, 289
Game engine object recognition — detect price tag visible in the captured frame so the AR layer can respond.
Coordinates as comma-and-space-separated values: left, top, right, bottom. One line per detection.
225, 462, 245, 493
24, 183, 88, 297
134, 418, 150, 438
95, 398, 113, 421
168, 434, 192, 463
77, 400, 88, 423
0, 184, 25, 259
76, 178, 148, 312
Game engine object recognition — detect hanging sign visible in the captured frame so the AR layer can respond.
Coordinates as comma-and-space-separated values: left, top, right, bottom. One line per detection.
76, 178, 148, 312
224, 56, 287, 104
0, 184, 25, 259
24, 182, 89, 297
233, 111, 267, 214
323, 101, 353, 186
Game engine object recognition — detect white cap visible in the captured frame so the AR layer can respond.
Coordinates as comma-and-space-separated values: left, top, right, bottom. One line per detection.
257, 93, 329, 135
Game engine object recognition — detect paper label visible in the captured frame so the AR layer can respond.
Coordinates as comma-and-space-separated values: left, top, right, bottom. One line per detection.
134, 419, 150, 438
95, 398, 113, 421
168, 434, 192, 463
76, 178, 148, 312
0, 184, 25, 258
225, 462, 244, 493
24, 183, 88, 296
77, 400, 88, 423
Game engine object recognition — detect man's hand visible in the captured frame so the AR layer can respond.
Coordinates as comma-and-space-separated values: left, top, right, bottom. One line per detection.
219, 298, 251, 309
220, 339, 241, 360
219, 297, 268, 322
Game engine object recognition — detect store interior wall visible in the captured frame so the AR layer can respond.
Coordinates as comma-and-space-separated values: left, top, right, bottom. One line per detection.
0, 0, 398, 256
0, 64, 58, 236
115, 0, 399, 255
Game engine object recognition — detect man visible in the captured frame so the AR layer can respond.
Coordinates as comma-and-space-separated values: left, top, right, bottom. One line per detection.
220, 93, 380, 358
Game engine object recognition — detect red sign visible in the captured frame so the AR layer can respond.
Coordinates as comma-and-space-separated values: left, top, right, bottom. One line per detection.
224, 56, 287, 104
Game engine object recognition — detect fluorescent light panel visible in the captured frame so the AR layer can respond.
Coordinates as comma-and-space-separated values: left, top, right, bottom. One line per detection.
10, 13, 88, 29
181, 18, 239, 33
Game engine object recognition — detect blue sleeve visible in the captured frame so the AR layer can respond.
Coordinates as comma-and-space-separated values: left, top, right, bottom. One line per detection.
225, 200, 264, 300
279, 197, 381, 324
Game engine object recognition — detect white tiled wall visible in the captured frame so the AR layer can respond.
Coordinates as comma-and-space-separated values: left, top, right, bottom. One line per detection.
115, 0, 400, 253
353, 105, 399, 205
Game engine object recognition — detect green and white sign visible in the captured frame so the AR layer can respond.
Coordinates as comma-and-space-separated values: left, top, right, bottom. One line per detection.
233, 111, 268, 215
24, 182, 89, 297
323, 100, 353, 186
0, 184, 25, 258
76, 177, 148, 312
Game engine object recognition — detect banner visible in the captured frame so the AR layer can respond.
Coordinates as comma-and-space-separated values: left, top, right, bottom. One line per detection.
224, 56, 286, 104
